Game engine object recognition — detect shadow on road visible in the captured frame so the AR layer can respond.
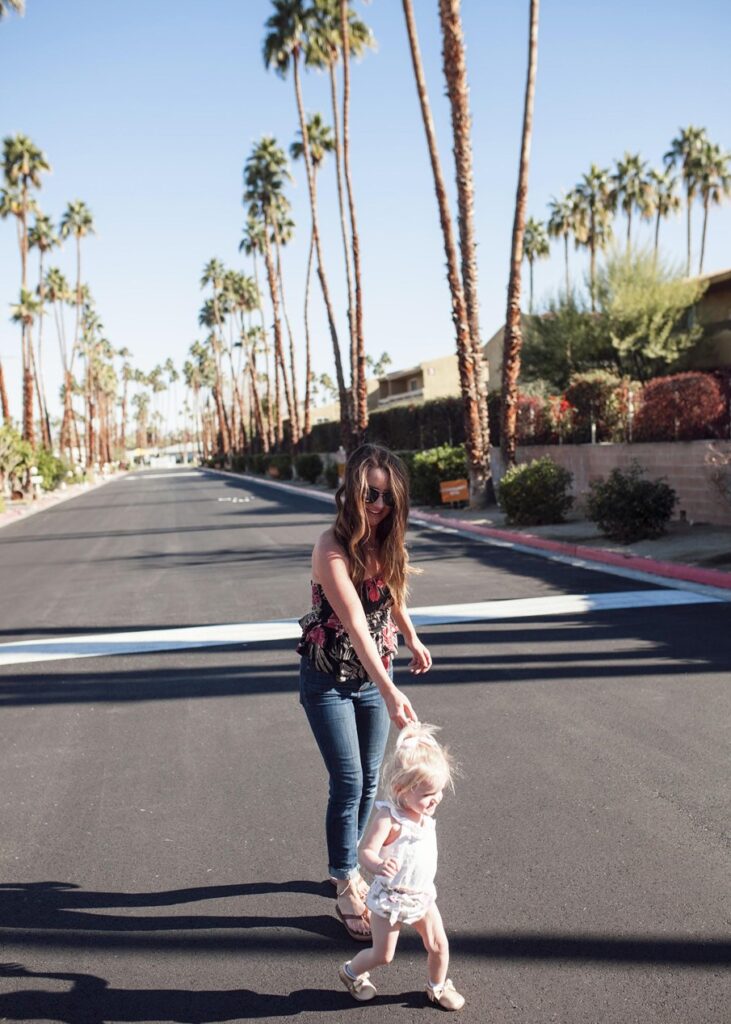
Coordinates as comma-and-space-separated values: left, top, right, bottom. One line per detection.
1, 882, 728, 966
0, 961, 396, 1021
1, 604, 729, 707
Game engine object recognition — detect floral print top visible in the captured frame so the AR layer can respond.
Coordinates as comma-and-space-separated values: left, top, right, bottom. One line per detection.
297, 576, 398, 682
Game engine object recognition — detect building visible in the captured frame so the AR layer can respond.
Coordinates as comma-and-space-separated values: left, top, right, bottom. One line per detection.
693, 267, 731, 368
376, 354, 461, 408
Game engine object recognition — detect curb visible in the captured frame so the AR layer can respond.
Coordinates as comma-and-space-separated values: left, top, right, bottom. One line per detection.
204, 468, 731, 594
410, 510, 731, 592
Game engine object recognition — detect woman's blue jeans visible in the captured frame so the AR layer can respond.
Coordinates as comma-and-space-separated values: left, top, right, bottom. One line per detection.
299, 656, 391, 880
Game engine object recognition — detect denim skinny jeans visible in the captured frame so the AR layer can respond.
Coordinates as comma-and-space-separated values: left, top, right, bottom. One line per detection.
299, 655, 391, 880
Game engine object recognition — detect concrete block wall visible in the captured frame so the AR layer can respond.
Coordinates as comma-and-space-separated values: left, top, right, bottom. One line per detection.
491, 440, 731, 526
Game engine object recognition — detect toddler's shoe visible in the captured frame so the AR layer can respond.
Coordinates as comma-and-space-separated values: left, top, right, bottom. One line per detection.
339, 962, 377, 1002
426, 978, 465, 1011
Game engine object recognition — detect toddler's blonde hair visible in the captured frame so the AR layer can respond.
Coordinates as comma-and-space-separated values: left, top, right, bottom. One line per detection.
384, 722, 456, 810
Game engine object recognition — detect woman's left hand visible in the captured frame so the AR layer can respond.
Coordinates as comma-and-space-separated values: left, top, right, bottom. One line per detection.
407, 637, 432, 674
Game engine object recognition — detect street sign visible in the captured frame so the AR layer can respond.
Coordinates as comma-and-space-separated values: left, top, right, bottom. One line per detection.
440, 478, 469, 503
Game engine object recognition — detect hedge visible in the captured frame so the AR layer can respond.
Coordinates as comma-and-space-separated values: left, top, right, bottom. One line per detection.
633, 372, 727, 442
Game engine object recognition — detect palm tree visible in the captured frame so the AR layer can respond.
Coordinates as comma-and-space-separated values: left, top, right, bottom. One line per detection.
3, 133, 51, 443
243, 137, 299, 447
268, 194, 301, 444
0, 0, 24, 19
574, 164, 615, 311
59, 199, 95, 392
44, 266, 79, 456
646, 168, 680, 260
664, 125, 708, 275
263, 0, 351, 444
501, 0, 540, 468
697, 141, 730, 274
438, 0, 489, 457
291, 112, 335, 437
612, 151, 651, 251
547, 191, 582, 296
522, 217, 549, 314
10, 289, 40, 441
240, 216, 275, 449
401, 0, 486, 503
307, 1, 374, 432
29, 212, 59, 447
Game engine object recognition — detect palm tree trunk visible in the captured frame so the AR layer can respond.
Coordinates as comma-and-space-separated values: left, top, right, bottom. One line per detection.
339, 1, 368, 436
438, 0, 489, 458
589, 219, 597, 312
501, 0, 539, 469
303, 226, 315, 438
292, 51, 352, 446
0, 357, 10, 423
251, 252, 275, 449
273, 225, 301, 444
654, 212, 661, 261
529, 258, 534, 315
35, 249, 52, 449
699, 194, 709, 274
29, 332, 50, 449
686, 186, 692, 276
563, 233, 570, 295
261, 225, 289, 447
328, 61, 357, 428
402, 0, 486, 505
626, 209, 632, 252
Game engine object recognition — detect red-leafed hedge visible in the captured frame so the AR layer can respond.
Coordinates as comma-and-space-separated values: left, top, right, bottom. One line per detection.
633, 372, 727, 442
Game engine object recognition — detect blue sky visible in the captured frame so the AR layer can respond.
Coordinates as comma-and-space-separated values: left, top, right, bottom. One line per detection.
2, 0, 730, 418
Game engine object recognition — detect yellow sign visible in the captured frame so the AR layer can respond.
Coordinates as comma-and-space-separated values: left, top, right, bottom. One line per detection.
440, 478, 469, 503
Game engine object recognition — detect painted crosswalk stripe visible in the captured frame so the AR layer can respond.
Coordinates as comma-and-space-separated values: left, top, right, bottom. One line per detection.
0, 589, 718, 667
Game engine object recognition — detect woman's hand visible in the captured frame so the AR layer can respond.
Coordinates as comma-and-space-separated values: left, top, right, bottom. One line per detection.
384, 686, 417, 729
407, 637, 432, 675
378, 856, 400, 879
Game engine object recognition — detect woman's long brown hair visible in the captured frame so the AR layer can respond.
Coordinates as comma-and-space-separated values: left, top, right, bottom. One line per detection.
333, 444, 413, 608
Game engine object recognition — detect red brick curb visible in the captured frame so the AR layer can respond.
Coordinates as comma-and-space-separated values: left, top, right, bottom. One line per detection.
411, 510, 731, 592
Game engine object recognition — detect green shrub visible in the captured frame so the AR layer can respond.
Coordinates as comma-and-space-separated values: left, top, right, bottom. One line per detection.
265, 453, 293, 480
246, 454, 267, 475
324, 461, 340, 489
34, 449, 69, 491
498, 456, 574, 525
410, 445, 467, 506
586, 462, 677, 543
294, 452, 323, 484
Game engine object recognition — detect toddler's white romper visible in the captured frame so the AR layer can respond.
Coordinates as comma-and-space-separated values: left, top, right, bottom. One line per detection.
366, 799, 438, 925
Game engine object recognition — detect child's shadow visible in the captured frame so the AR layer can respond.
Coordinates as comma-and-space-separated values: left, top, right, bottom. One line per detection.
0, 964, 423, 1022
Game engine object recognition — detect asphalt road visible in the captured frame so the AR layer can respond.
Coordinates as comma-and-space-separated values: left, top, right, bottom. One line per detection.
0, 468, 728, 1024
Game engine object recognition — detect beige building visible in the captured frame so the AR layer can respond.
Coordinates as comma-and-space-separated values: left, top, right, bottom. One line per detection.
376, 354, 461, 408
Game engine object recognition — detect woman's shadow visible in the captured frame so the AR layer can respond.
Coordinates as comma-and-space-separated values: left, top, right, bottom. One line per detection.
0, 879, 344, 942
0, 962, 421, 1022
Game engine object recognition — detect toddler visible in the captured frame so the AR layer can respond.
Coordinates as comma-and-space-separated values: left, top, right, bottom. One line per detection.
338, 722, 464, 1011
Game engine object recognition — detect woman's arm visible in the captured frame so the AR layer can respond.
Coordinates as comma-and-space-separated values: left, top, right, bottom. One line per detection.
391, 603, 432, 674
359, 808, 400, 878
314, 536, 417, 727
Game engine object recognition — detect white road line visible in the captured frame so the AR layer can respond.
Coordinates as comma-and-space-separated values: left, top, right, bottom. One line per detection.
0, 590, 717, 667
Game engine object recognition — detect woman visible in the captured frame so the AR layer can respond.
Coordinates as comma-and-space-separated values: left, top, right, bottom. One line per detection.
298, 444, 432, 940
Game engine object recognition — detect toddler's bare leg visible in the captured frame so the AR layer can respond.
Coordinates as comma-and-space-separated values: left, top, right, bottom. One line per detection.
412, 904, 449, 987
349, 913, 401, 975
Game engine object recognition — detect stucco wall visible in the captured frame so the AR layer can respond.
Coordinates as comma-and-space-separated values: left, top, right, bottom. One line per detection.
491, 440, 731, 526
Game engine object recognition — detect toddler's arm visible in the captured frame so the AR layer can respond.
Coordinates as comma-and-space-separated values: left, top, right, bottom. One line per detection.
359, 807, 400, 877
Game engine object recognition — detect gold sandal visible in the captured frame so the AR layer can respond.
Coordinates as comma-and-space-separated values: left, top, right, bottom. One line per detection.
335, 878, 371, 941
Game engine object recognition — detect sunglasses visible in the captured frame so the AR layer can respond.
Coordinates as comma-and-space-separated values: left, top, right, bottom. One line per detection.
365, 485, 396, 508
